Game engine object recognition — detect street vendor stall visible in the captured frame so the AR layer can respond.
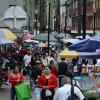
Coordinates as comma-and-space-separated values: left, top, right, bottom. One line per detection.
59, 48, 78, 58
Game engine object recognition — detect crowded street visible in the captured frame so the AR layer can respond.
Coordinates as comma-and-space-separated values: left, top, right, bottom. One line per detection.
1, 0, 100, 100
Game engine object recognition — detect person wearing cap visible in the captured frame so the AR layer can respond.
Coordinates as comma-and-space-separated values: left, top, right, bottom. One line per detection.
30, 60, 42, 100
23, 51, 32, 79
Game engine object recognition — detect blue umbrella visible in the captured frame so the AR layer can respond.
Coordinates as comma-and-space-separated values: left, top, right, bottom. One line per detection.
68, 36, 100, 52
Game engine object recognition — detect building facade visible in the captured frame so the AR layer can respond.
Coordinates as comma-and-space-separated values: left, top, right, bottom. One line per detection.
93, 0, 100, 35
71, 0, 93, 35
0, 0, 24, 37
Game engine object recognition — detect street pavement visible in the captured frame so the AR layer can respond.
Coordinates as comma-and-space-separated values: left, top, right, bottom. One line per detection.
0, 77, 35, 100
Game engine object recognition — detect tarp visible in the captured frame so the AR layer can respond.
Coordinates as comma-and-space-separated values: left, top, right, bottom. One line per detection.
59, 48, 78, 58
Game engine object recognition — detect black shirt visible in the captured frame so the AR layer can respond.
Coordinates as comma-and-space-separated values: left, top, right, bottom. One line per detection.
31, 69, 42, 85
58, 61, 68, 76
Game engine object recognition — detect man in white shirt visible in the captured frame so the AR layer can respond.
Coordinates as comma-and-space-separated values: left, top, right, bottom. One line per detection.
53, 76, 84, 100
23, 51, 32, 79
41, 53, 48, 66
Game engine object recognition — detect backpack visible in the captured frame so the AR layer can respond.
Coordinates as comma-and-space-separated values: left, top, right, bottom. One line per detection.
67, 86, 80, 100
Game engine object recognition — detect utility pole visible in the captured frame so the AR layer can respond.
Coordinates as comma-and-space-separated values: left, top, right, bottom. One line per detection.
78, 0, 81, 36
31, 0, 35, 35
26, 0, 31, 32
83, 0, 86, 39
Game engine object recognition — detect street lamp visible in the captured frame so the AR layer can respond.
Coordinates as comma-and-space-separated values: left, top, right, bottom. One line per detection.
93, 8, 96, 36
35, 8, 38, 35
48, 0, 51, 56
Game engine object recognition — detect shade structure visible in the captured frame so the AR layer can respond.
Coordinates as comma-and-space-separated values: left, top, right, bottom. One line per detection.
59, 48, 78, 58
32, 33, 57, 42
34, 43, 48, 47
0, 38, 15, 45
22, 34, 35, 40
62, 39, 80, 44
78, 49, 100, 59
23, 39, 39, 43
0, 29, 17, 40
68, 36, 100, 52
75, 35, 91, 39
56, 33, 73, 39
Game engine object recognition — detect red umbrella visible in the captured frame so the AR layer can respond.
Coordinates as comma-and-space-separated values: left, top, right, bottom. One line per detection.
22, 34, 35, 40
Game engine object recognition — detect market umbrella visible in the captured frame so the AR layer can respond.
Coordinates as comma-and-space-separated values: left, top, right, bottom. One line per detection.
32, 33, 57, 42
23, 39, 39, 43
56, 33, 73, 39
68, 36, 100, 52
0, 29, 17, 40
34, 43, 48, 47
75, 35, 91, 39
62, 39, 80, 44
78, 49, 100, 59
22, 34, 35, 40
59, 48, 78, 58
0, 38, 15, 45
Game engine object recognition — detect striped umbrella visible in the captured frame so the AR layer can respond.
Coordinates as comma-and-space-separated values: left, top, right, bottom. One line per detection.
0, 28, 17, 40
34, 43, 48, 47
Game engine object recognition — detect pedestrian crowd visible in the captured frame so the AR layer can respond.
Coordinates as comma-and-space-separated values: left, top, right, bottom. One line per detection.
0, 45, 84, 100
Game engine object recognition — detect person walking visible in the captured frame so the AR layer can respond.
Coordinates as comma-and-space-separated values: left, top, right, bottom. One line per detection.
53, 76, 84, 100
58, 58, 68, 87
38, 66, 58, 100
9, 66, 24, 100
49, 60, 58, 77
23, 51, 32, 79
30, 60, 42, 100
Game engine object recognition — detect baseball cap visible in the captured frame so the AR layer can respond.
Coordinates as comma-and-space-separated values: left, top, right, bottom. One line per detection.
27, 51, 32, 54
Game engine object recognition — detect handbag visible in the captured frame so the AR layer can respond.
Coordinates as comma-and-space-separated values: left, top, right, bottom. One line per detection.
45, 79, 52, 97
15, 83, 32, 100
45, 89, 52, 97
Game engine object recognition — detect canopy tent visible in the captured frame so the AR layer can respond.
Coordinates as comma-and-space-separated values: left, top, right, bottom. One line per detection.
68, 36, 100, 52
59, 48, 78, 58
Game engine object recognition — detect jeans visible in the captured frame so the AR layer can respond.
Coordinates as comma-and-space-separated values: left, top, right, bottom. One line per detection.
29, 68, 32, 79
11, 86, 18, 100
34, 87, 42, 100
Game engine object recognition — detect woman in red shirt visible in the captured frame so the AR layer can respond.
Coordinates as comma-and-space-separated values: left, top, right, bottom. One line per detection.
9, 66, 24, 100
50, 60, 58, 77
38, 66, 58, 100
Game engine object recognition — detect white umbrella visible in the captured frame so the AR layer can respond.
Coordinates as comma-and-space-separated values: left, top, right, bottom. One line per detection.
75, 35, 91, 39
23, 39, 39, 43
63, 39, 81, 44
0, 38, 15, 45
